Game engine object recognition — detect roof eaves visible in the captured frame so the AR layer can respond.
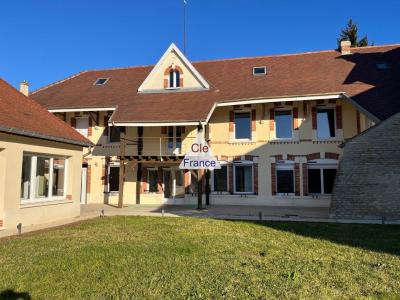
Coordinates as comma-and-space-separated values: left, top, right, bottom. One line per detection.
0, 125, 92, 147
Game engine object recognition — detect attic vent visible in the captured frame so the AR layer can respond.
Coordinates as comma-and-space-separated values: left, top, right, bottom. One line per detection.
94, 78, 109, 85
252, 66, 266, 76
376, 63, 389, 70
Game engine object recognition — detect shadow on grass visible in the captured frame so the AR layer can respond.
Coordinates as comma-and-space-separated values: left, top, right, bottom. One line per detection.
0, 289, 31, 300
235, 220, 400, 256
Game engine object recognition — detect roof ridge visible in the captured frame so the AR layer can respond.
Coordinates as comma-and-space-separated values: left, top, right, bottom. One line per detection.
30, 71, 88, 95
350, 43, 400, 50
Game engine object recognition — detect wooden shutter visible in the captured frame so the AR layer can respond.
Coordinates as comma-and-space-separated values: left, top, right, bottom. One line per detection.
184, 170, 190, 193
293, 107, 299, 130
302, 164, 308, 196
271, 163, 276, 195
311, 107, 317, 130
103, 115, 109, 136
336, 105, 343, 129
294, 163, 300, 196
253, 163, 258, 195
251, 109, 256, 131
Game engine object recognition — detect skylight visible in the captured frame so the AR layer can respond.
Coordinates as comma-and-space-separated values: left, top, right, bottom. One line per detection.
253, 66, 267, 76
94, 78, 109, 85
376, 63, 389, 70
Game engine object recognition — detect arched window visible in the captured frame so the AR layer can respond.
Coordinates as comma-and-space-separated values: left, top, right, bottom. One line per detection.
169, 69, 181, 88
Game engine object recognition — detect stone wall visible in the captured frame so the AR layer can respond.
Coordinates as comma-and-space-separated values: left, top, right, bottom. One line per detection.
330, 113, 400, 220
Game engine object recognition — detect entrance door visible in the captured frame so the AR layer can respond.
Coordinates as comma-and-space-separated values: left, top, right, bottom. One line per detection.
163, 170, 172, 199
80, 166, 87, 204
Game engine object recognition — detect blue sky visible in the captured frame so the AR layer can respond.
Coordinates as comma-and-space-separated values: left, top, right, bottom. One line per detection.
1, 0, 399, 90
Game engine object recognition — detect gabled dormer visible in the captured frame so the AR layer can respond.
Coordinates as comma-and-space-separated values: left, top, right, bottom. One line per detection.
138, 43, 210, 93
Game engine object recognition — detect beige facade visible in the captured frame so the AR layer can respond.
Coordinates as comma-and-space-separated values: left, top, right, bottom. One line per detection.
0, 133, 83, 229
57, 97, 370, 208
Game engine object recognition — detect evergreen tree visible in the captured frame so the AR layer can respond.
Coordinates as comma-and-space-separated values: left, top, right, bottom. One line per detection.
338, 19, 368, 47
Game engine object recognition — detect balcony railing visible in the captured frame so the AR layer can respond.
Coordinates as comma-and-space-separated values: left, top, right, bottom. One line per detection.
104, 136, 197, 157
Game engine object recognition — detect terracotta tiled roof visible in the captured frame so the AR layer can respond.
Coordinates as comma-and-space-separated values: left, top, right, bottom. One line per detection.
31, 44, 400, 122
0, 79, 91, 146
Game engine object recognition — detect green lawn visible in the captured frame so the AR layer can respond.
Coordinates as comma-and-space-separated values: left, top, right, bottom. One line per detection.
0, 217, 399, 299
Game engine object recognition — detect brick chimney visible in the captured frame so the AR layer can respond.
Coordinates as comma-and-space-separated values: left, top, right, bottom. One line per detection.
340, 40, 351, 55
20, 80, 29, 96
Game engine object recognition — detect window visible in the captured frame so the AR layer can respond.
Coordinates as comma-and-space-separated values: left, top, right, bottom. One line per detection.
20, 154, 67, 203
234, 164, 253, 193
108, 166, 119, 192
276, 164, 294, 194
376, 63, 389, 70
75, 117, 89, 137
307, 164, 337, 194
148, 169, 159, 193
253, 66, 267, 76
275, 110, 293, 139
169, 70, 181, 88
20, 156, 31, 199
94, 78, 109, 85
317, 108, 335, 138
213, 165, 228, 192
234, 112, 251, 140
175, 170, 184, 187
166, 126, 183, 154
109, 126, 125, 143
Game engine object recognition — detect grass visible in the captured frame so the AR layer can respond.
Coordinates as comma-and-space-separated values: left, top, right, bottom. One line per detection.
0, 217, 399, 299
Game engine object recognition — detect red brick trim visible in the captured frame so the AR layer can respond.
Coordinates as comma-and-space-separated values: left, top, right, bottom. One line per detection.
329, 99, 337, 104
311, 107, 317, 130
273, 102, 282, 107
141, 166, 148, 193
228, 164, 233, 194
164, 65, 183, 75
86, 165, 91, 193
293, 107, 299, 130
316, 100, 325, 105
336, 105, 343, 129
269, 109, 275, 131
325, 152, 339, 160
163, 79, 168, 89
271, 163, 276, 195
229, 111, 234, 132
66, 194, 72, 200
245, 155, 256, 161
302, 164, 308, 196
251, 109, 256, 131
0, 220, 3, 227
287, 154, 296, 161
307, 153, 320, 161
285, 101, 293, 106
253, 163, 258, 195
180, 78, 184, 88
356, 111, 361, 134
294, 163, 300, 196
88, 117, 93, 137
274, 154, 283, 161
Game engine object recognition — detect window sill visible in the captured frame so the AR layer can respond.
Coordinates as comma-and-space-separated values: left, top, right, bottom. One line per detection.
229, 140, 255, 145
20, 199, 73, 209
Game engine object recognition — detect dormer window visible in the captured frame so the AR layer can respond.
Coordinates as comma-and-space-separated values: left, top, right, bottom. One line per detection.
169, 69, 181, 88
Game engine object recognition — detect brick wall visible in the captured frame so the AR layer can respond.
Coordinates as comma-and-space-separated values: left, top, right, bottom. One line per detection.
330, 113, 400, 220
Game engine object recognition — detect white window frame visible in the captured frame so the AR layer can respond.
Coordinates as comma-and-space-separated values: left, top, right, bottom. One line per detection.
75, 116, 89, 138
274, 108, 294, 140
233, 161, 254, 194
20, 154, 68, 204
307, 159, 338, 195
275, 162, 295, 196
107, 164, 120, 193
147, 168, 159, 193
94, 78, 109, 85
234, 111, 252, 141
252, 66, 267, 76
211, 161, 229, 194
316, 106, 336, 140
167, 70, 181, 90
